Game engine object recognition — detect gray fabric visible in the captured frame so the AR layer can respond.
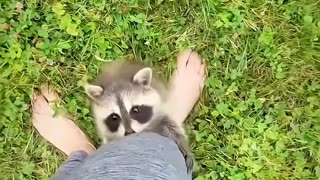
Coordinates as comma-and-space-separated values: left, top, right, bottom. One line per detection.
51, 150, 88, 179
51, 132, 191, 180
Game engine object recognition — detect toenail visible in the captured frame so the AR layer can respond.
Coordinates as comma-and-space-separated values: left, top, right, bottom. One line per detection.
185, 50, 193, 66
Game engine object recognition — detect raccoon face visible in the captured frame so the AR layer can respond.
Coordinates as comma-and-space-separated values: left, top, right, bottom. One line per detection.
85, 68, 162, 142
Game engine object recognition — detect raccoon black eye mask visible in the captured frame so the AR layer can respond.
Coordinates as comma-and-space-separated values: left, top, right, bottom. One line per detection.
129, 105, 153, 124
104, 105, 153, 134
105, 113, 121, 133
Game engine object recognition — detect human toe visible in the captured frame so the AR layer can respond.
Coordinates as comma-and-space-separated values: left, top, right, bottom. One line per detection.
31, 94, 52, 115
186, 51, 202, 72
40, 83, 59, 102
177, 50, 193, 69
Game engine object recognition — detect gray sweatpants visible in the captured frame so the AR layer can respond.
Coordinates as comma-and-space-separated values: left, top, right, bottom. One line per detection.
51, 132, 191, 180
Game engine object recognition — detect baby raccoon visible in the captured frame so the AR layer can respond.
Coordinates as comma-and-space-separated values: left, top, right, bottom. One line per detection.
85, 60, 167, 143
85, 60, 193, 173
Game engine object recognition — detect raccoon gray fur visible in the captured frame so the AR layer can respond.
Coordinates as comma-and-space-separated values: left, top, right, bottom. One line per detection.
85, 60, 193, 173
143, 113, 194, 173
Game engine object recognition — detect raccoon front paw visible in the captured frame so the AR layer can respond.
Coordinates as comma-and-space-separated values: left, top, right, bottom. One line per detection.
184, 152, 194, 174
175, 136, 194, 173
178, 144, 194, 173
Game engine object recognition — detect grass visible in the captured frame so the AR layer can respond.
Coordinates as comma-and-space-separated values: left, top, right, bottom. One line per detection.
0, 0, 320, 179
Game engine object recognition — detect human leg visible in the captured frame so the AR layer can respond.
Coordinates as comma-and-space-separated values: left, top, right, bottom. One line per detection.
52, 132, 191, 180
31, 84, 95, 155
167, 50, 206, 124
32, 85, 95, 177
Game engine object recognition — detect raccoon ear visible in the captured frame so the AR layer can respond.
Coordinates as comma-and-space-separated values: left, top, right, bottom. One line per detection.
133, 68, 152, 86
85, 84, 104, 99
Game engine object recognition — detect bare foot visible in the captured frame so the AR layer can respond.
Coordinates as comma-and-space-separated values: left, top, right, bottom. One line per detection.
32, 84, 96, 155
166, 50, 205, 124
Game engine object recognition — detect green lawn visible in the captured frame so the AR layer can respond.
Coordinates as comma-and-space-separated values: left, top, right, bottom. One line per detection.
1, 0, 320, 179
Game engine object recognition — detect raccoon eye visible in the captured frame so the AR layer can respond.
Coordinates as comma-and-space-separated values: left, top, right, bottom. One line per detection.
129, 105, 152, 124
132, 106, 140, 113
105, 113, 121, 133
110, 113, 120, 121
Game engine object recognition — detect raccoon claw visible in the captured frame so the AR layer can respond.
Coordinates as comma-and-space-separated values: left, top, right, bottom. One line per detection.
184, 153, 194, 174
179, 145, 194, 173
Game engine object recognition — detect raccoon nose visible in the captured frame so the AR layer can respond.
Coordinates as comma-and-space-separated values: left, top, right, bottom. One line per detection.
124, 129, 135, 136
